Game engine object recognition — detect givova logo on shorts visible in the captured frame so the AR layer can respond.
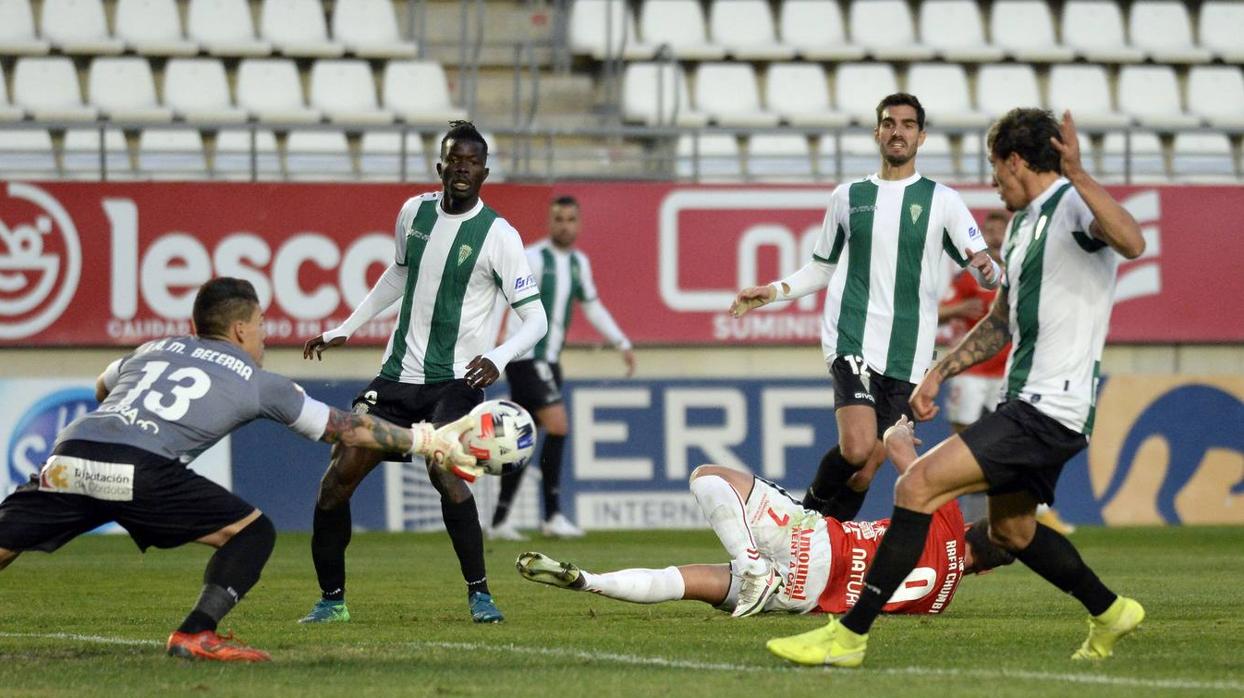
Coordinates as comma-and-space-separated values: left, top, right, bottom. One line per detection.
0, 183, 82, 340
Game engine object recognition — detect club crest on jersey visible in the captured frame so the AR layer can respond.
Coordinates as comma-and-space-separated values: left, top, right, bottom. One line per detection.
909, 203, 923, 223
457, 244, 473, 265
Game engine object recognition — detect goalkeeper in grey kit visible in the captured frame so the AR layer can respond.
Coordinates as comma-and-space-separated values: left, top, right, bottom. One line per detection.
299, 121, 548, 625
0, 277, 477, 662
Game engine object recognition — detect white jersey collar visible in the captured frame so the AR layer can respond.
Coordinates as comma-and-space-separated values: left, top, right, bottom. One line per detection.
1028, 177, 1070, 214
868, 171, 923, 187
437, 195, 485, 221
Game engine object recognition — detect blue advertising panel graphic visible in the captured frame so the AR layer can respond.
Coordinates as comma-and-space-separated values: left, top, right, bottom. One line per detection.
1, 375, 1240, 531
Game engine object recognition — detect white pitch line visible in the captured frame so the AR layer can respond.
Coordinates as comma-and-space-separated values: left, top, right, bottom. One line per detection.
2, 631, 1239, 693
0, 631, 161, 647
412, 640, 1244, 694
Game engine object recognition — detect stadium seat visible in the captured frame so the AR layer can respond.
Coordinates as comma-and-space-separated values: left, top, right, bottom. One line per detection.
747, 133, 812, 182
285, 130, 354, 180
905, 64, 988, 128
214, 129, 282, 179
0, 65, 26, 122
63, 128, 135, 180
188, 0, 273, 57
568, 0, 654, 60
40, 0, 125, 55
1187, 67, 1244, 129
1048, 65, 1129, 129
990, 1, 1074, 62
1171, 133, 1238, 182
164, 59, 248, 123
694, 63, 779, 128
1060, 1, 1144, 63
261, 0, 345, 57
918, 0, 1004, 62
835, 63, 898, 125
1101, 131, 1166, 182
1199, 2, 1244, 63
310, 60, 394, 125
359, 131, 429, 181
0, 0, 50, 55
639, 0, 725, 60
957, 132, 992, 179
1129, 1, 1211, 64
331, 0, 418, 58
676, 132, 741, 181
138, 129, 209, 179
1117, 66, 1201, 129
835, 133, 882, 180
975, 64, 1043, 116
905, 132, 951, 178
622, 62, 707, 126
13, 57, 98, 122
778, 0, 864, 61
709, 0, 795, 61
88, 57, 174, 123
0, 128, 57, 176
381, 61, 468, 125
764, 63, 848, 127
236, 59, 323, 123
115, 0, 198, 56
848, 0, 934, 61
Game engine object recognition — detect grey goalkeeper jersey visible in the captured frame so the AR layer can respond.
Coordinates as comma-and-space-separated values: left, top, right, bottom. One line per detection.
58, 336, 327, 463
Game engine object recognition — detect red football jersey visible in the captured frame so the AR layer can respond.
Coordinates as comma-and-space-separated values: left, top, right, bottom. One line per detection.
941, 271, 1010, 378
818, 501, 967, 615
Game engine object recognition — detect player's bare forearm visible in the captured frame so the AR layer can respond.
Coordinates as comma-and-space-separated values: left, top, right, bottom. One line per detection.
935, 295, 1011, 381
320, 407, 411, 454
1068, 170, 1145, 259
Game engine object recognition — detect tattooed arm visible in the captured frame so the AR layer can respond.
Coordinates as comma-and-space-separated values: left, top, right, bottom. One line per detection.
935, 291, 1012, 381
910, 293, 1012, 421
320, 407, 414, 454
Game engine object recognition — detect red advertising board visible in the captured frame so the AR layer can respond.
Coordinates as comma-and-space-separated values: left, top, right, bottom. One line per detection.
1, 181, 1240, 346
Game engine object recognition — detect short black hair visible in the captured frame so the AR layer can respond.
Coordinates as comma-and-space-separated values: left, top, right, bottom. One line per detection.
987, 108, 1062, 174
964, 519, 1017, 574
876, 93, 925, 131
440, 120, 488, 159
193, 277, 260, 339
551, 195, 579, 209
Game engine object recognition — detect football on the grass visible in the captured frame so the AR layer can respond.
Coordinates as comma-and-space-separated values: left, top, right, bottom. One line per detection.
464, 400, 536, 475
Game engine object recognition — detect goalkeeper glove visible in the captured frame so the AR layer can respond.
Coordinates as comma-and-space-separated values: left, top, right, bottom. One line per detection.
411, 415, 485, 482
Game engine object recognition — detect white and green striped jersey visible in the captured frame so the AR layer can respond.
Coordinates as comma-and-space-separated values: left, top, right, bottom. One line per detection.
505, 240, 629, 363
380, 192, 541, 384
815, 173, 987, 384
1001, 178, 1118, 435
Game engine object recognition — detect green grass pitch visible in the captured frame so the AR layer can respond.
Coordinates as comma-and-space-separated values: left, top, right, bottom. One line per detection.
1, 526, 1241, 697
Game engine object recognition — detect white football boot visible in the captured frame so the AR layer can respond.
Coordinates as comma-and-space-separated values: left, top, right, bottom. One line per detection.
487, 521, 528, 541
732, 559, 784, 618
540, 513, 585, 538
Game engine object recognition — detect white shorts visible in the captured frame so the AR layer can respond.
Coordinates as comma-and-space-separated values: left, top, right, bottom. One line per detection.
945, 374, 1004, 426
728, 476, 832, 614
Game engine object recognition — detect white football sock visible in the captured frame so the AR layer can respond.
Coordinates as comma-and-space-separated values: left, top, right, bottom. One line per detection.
579, 567, 685, 604
689, 474, 765, 576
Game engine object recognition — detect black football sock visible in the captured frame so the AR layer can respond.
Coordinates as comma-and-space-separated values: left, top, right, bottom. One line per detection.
802, 446, 858, 514
178, 514, 276, 634
539, 434, 566, 519
442, 496, 490, 596
822, 486, 869, 522
840, 507, 932, 636
311, 503, 352, 601
492, 470, 523, 527
1015, 523, 1118, 616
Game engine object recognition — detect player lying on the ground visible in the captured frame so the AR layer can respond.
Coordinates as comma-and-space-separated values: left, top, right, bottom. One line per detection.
0, 277, 477, 663
517, 417, 1014, 617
